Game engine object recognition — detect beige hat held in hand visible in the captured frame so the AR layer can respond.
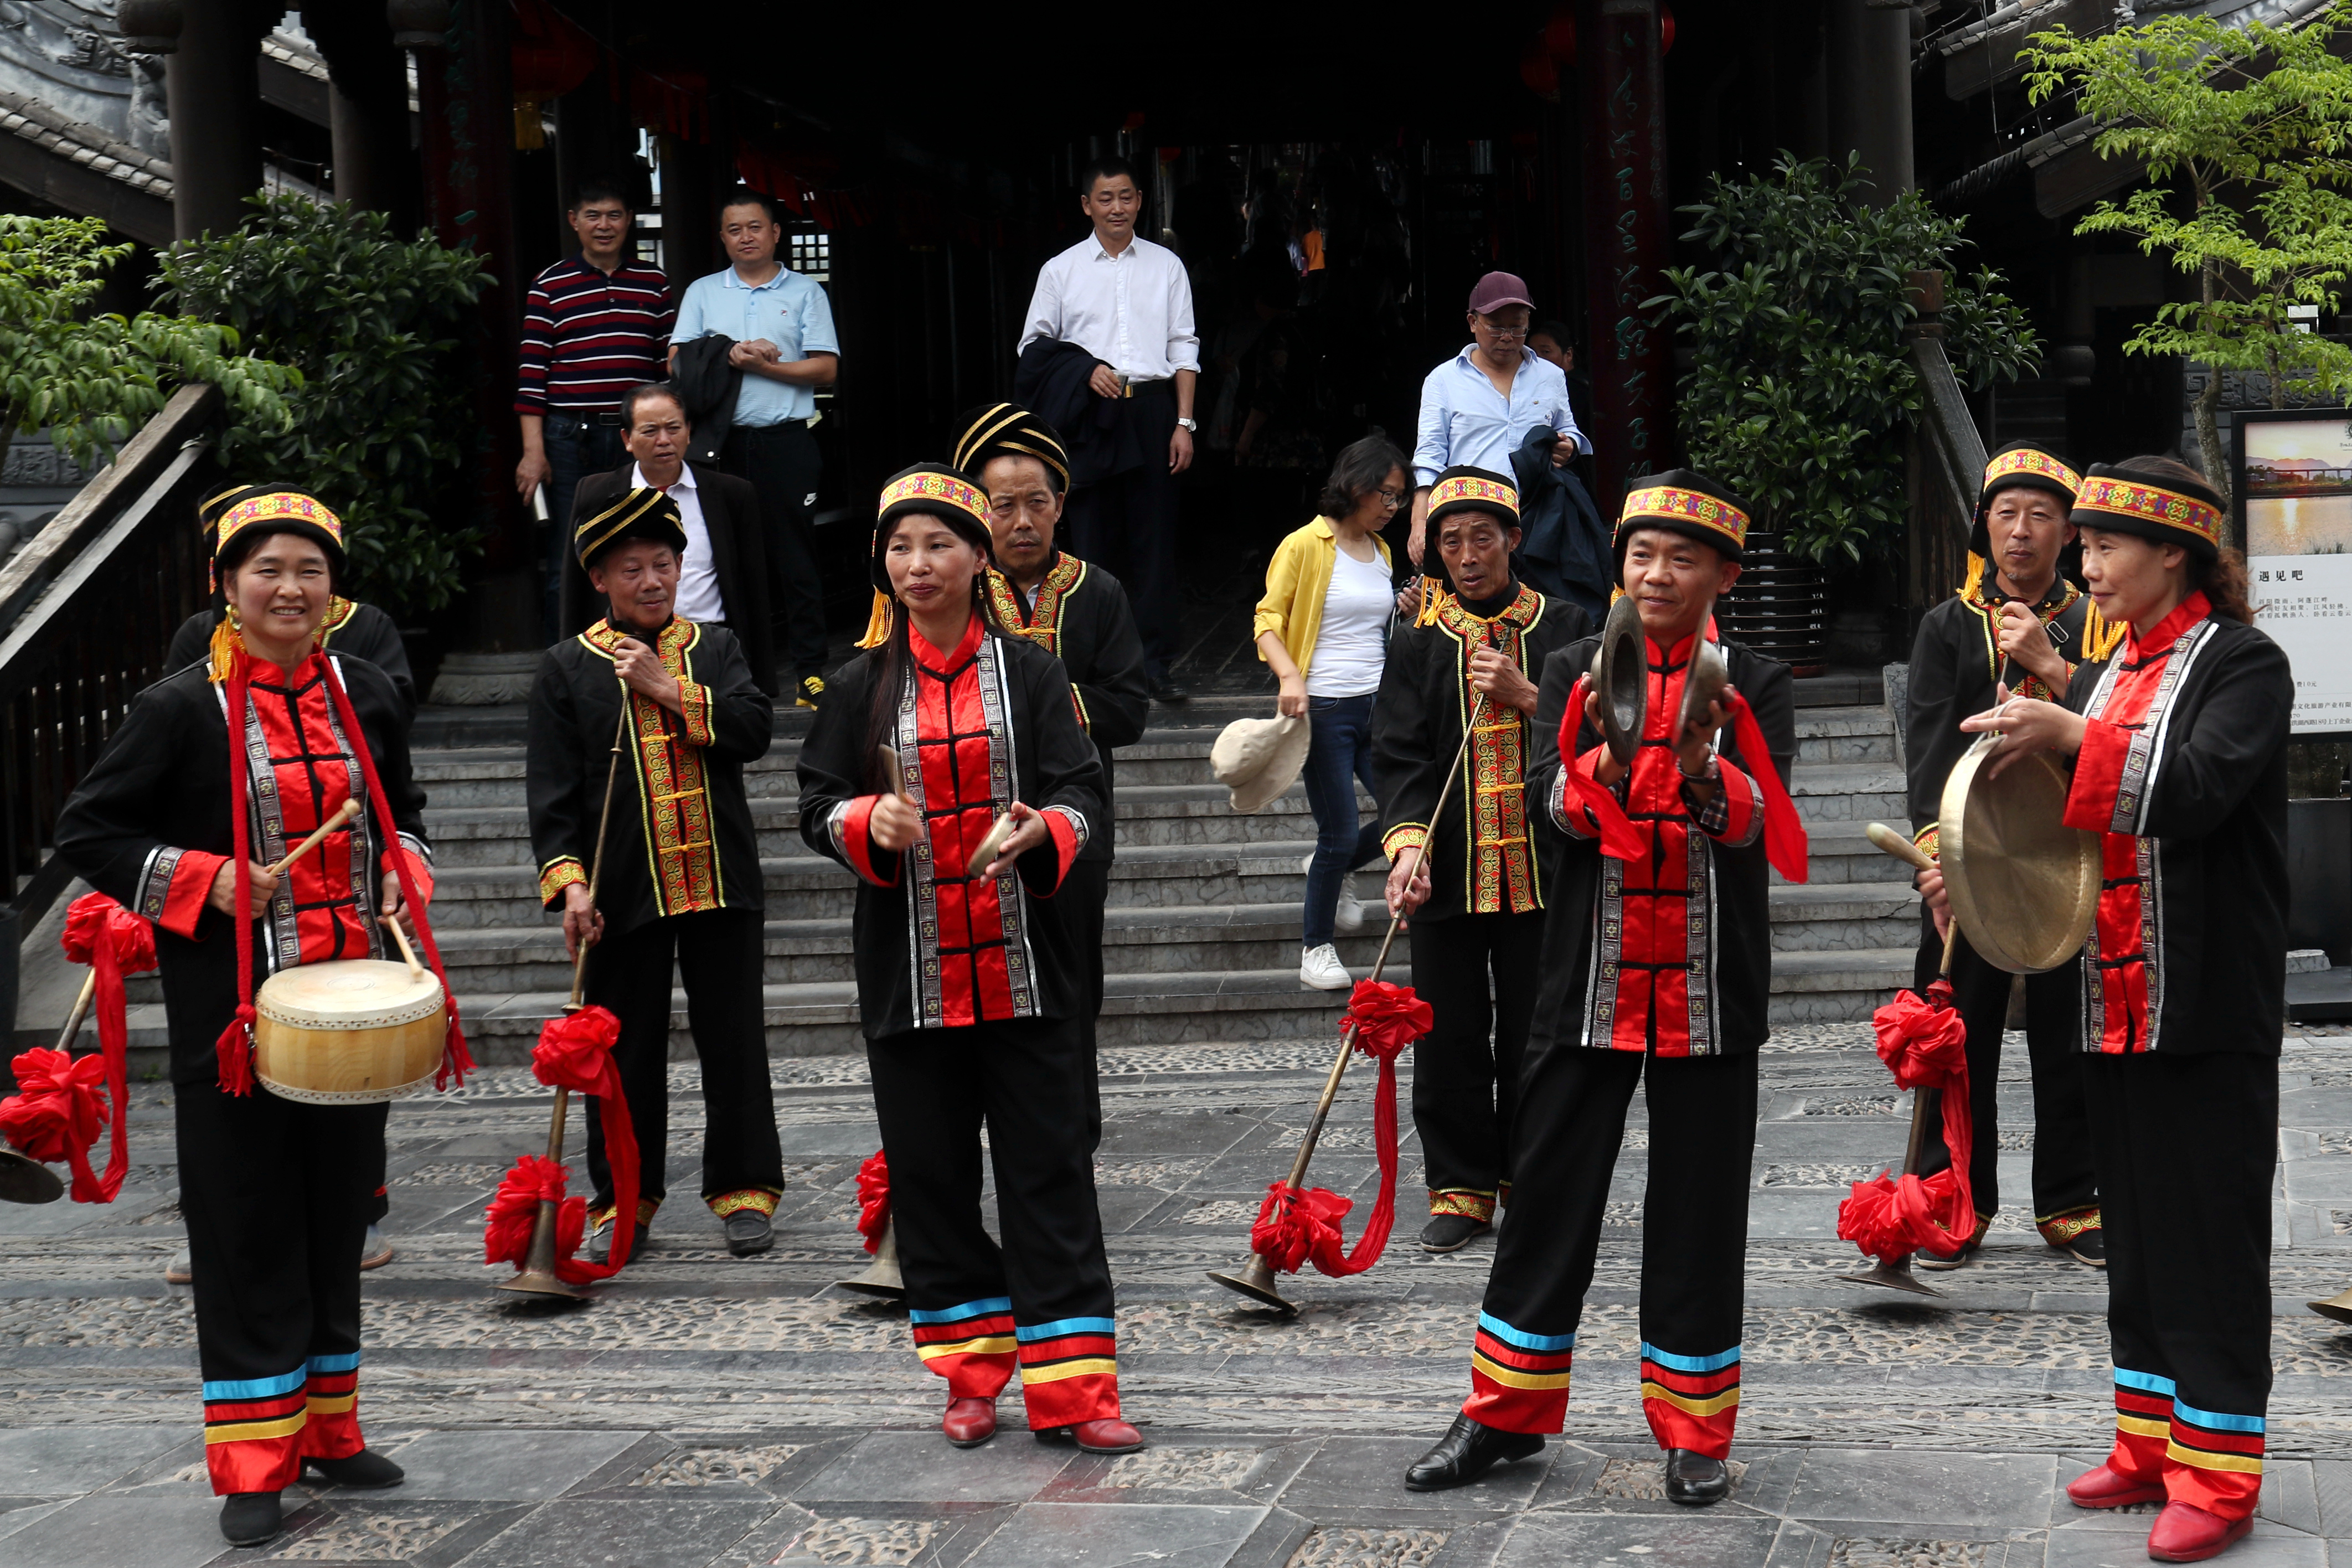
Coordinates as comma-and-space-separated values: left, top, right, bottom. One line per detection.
1211, 713, 1310, 814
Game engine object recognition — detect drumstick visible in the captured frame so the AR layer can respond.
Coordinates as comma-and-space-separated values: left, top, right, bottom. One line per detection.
1865, 821, 1936, 874
266, 798, 361, 877
382, 912, 426, 982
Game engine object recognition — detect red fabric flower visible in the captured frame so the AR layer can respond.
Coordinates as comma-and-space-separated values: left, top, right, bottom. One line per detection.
0, 1048, 110, 1201
482, 1154, 595, 1285
1252, 988, 1418, 1282
855, 1149, 890, 1255
1250, 1183, 1353, 1276
517, 1005, 639, 1277
1873, 988, 1968, 1089
1343, 979, 1431, 1064
1844, 983, 1977, 1263
62, 893, 156, 977
47, 893, 154, 1204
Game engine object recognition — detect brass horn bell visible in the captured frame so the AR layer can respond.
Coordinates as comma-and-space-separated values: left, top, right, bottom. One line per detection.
2309, 1285, 2352, 1324
1593, 595, 1646, 766
1207, 1251, 1297, 1314
837, 1219, 906, 1299
0, 1146, 63, 1205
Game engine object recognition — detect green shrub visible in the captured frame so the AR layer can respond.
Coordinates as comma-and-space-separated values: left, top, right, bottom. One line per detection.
1650, 155, 2040, 564
157, 194, 492, 617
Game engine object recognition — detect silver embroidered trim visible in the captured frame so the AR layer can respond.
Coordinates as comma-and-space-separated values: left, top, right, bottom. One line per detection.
1045, 803, 1090, 855
135, 844, 182, 924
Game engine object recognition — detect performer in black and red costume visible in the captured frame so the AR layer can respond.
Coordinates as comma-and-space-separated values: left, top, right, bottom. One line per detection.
797, 463, 1139, 1456
1935, 455, 2287, 1564
1371, 466, 1589, 1252
56, 489, 452, 1548
952, 402, 1149, 1132
527, 486, 785, 1261
1404, 472, 1802, 1505
1902, 441, 2123, 1270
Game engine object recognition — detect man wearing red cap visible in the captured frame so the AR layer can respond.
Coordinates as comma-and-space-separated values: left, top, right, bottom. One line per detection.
1409, 272, 1589, 574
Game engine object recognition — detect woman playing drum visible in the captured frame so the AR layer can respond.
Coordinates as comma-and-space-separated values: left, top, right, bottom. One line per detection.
56, 490, 439, 1548
1932, 454, 2288, 1564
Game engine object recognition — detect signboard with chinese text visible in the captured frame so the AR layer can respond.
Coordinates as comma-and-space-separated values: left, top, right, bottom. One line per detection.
2237, 409, 2352, 736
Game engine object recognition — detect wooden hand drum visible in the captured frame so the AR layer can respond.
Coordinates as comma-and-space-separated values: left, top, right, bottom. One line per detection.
253, 959, 446, 1104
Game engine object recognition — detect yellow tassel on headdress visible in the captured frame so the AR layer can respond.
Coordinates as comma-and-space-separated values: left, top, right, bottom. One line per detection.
206, 612, 245, 684
855, 591, 895, 649
2082, 599, 2127, 662
1960, 553, 1987, 601
1415, 576, 1445, 627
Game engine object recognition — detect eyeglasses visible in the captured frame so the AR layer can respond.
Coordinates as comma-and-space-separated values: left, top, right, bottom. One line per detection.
1477, 322, 1530, 339
1375, 488, 1406, 508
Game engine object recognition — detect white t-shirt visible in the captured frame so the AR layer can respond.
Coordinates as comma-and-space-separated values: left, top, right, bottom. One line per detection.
1307, 545, 1390, 698
636, 461, 724, 624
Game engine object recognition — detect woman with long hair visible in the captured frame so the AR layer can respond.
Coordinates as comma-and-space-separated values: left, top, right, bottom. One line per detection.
1254, 434, 1407, 989
796, 464, 1137, 1455
1935, 453, 2286, 1563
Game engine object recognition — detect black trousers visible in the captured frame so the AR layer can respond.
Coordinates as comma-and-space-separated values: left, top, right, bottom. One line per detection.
1063, 385, 1179, 673
1464, 1048, 1756, 1452
2083, 1050, 2276, 1518
1408, 909, 1545, 1212
1911, 911, 2097, 1227
178, 1079, 385, 1493
719, 421, 828, 678
1059, 857, 1110, 1147
583, 906, 784, 1211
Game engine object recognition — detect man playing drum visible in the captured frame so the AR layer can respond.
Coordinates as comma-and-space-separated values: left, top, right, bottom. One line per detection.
1403, 473, 1800, 1505
57, 491, 434, 1547
527, 487, 786, 1262
1902, 441, 2119, 1270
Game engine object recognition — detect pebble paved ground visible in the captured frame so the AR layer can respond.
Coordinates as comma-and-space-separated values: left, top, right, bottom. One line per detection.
6, 1024, 2352, 1567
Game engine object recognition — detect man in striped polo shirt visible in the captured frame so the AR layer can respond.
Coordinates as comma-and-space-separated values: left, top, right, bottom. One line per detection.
515, 177, 675, 641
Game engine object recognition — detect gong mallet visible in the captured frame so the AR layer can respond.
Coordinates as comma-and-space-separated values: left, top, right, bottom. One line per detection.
1209, 692, 1493, 1313
499, 704, 632, 1301
1834, 822, 1957, 1299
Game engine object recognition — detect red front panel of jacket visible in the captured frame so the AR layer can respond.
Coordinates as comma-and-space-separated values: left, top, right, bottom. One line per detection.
249, 669, 372, 965
914, 628, 1014, 1026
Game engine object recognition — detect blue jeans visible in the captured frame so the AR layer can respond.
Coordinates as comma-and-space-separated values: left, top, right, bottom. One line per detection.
544, 413, 627, 643
1302, 693, 1384, 947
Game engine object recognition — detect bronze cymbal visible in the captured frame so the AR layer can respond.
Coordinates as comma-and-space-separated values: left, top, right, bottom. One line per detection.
1593, 594, 1646, 766
1938, 731, 2100, 974
1678, 638, 1730, 744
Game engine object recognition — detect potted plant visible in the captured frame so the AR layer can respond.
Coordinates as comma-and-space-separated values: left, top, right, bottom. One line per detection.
1650, 156, 2039, 671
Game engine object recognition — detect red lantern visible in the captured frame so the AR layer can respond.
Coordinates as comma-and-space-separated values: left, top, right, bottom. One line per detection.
1544, 2, 1676, 68
1520, 50, 1560, 96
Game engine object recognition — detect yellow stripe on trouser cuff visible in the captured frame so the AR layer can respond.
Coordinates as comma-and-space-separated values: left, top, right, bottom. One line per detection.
917, 1336, 1016, 1361
1642, 1382, 1740, 1417
1472, 1352, 1571, 1391
306, 1394, 356, 1415
1020, 1358, 1118, 1385
208, 1414, 308, 1444
2167, 1441, 2262, 1474
2117, 1416, 2170, 1440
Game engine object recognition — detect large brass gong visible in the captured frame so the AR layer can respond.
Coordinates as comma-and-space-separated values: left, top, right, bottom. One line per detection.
1937, 731, 2101, 974
1592, 594, 1646, 765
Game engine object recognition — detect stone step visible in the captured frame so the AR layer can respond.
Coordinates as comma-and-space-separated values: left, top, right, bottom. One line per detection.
422, 902, 1399, 993
1793, 705, 1896, 765
1766, 945, 1915, 1025
1767, 881, 1921, 952
1788, 762, 1907, 823
1776, 819, 1917, 886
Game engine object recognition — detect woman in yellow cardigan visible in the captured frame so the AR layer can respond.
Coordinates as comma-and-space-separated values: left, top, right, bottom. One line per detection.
1254, 436, 1408, 990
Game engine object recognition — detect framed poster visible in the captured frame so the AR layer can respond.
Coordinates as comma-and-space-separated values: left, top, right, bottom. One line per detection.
2236, 408, 2352, 736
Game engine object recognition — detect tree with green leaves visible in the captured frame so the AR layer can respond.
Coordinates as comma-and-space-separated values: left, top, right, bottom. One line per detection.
2024, 2, 2352, 528
157, 194, 493, 617
1649, 154, 2041, 564
0, 214, 296, 477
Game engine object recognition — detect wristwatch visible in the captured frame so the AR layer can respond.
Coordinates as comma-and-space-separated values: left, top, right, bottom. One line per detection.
1176, 416, 1198, 432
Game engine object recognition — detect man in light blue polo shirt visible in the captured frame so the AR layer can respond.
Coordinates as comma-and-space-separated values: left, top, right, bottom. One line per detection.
1408, 272, 1588, 573
673, 189, 841, 707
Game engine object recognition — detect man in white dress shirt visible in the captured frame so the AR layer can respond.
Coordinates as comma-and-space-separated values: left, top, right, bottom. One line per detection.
1017, 157, 1201, 702
1409, 273, 1591, 574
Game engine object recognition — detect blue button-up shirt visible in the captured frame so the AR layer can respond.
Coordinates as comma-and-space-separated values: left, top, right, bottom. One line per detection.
673, 264, 840, 427
1412, 345, 1590, 487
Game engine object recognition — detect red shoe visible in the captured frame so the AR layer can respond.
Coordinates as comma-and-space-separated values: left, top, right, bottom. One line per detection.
2148, 1502, 2253, 1562
1070, 1418, 1145, 1454
2066, 1464, 2168, 1509
942, 1396, 997, 1448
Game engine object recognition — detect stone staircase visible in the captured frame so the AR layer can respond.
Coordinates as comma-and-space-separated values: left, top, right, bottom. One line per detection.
20, 680, 1922, 1064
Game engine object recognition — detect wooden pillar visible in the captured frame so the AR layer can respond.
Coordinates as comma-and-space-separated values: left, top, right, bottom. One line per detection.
415, 0, 535, 649
1576, 0, 1674, 513
305, 4, 421, 230
1827, 0, 1915, 206
163, 0, 267, 241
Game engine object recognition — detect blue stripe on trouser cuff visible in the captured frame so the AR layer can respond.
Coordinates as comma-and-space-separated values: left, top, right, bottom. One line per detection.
1640, 1342, 1741, 1373
203, 1368, 307, 1401
2114, 1368, 2179, 1397
909, 1297, 1014, 1324
306, 1352, 361, 1374
1478, 1312, 1575, 1352
1017, 1317, 1116, 1341
2172, 1400, 2265, 1433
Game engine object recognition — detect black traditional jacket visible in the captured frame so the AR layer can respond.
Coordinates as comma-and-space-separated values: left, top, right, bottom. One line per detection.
987, 551, 1149, 866
1524, 632, 1795, 1056
527, 618, 773, 941
1371, 582, 1591, 922
2060, 600, 2289, 1056
796, 621, 1105, 1039
167, 600, 416, 713
1904, 574, 2108, 856
55, 656, 426, 1085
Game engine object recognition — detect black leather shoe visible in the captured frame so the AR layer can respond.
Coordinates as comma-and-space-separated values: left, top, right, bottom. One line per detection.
724, 1210, 775, 1256
1149, 675, 1190, 704
219, 1491, 282, 1546
2065, 1228, 2107, 1267
1419, 1214, 1490, 1254
1664, 1448, 1730, 1505
305, 1449, 405, 1488
1403, 1415, 1544, 1491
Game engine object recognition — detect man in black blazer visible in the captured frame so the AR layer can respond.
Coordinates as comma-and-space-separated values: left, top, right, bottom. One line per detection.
562, 384, 778, 697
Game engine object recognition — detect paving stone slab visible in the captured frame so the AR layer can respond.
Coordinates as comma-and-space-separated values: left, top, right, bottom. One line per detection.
791, 1430, 1079, 1504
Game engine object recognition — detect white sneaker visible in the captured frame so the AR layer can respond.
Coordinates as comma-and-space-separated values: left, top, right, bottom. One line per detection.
1304, 854, 1368, 934
1300, 943, 1352, 991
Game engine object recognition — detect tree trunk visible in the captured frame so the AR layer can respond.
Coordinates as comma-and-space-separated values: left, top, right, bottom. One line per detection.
2196, 370, 2232, 544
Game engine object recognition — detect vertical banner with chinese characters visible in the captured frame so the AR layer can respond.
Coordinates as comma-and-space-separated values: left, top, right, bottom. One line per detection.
1576, 0, 1670, 518
2238, 409, 2352, 735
